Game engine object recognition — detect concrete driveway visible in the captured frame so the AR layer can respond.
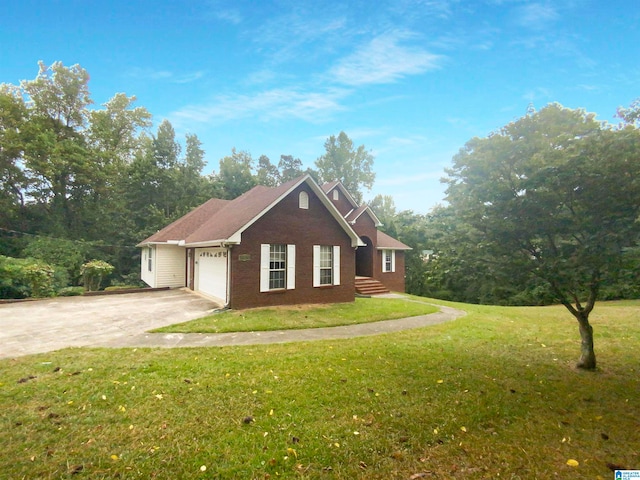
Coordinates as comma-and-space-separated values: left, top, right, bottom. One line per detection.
0, 289, 220, 359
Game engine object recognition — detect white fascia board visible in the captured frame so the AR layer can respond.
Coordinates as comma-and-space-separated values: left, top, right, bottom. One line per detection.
375, 245, 413, 251
349, 206, 382, 227
136, 241, 169, 247
183, 239, 237, 248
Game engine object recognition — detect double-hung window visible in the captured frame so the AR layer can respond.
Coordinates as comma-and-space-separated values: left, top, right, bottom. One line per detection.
269, 244, 286, 289
319, 245, 333, 285
260, 244, 296, 292
382, 249, 395, 273
313, 245, 340, 287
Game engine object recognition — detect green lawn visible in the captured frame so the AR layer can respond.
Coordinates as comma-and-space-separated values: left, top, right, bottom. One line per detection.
153, 297, 439, 333
1, 298, 639, 479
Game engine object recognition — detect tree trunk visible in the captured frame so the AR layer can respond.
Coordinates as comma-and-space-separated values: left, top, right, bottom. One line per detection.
576, 314, 596, 370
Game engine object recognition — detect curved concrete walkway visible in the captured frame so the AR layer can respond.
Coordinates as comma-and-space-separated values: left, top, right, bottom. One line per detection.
0, 290, 465, 358
96, 295, 466, 349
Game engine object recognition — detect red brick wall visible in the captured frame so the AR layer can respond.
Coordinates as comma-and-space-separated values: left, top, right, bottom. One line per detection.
353, 213, 406, 293
328, 188, 356, 217
375, 250, 406, 292
229, 184, 356, 309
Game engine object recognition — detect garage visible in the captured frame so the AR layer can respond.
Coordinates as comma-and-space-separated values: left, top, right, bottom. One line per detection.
195, 247, 229, 303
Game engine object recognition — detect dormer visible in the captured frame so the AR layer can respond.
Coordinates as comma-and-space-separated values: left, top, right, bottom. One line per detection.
321, 180, 359, 217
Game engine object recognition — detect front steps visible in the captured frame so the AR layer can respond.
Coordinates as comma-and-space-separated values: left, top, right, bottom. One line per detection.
355, 277, 390, 296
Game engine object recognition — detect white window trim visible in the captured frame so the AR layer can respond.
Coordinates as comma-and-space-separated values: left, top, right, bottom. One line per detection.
148, 246, 153, 272
260, 244, 296, 292
313, 245, 340, 287
383, 249, 396, 273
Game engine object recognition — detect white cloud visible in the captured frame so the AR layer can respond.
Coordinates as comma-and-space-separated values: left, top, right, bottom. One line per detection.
214, 9, 243, 24
330, 31, 443, 86
171, 87, 350, 126
514, 3, 559, 30
126, 68, 205, 84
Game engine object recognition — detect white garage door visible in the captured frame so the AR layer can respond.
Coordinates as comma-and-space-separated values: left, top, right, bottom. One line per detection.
195, 248, 228, 303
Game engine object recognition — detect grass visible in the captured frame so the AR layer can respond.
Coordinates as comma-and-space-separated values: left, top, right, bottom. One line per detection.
153, 297, 439, 333
1, 298, 639, 479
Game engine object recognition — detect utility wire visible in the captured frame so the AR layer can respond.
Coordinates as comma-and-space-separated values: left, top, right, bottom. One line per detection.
0, 226, 138, 250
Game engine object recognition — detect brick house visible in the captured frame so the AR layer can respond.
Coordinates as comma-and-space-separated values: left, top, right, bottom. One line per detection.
138, 175, 410, 309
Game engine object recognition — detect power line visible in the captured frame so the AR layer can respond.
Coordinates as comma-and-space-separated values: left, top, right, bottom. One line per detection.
0, 227, 138, 250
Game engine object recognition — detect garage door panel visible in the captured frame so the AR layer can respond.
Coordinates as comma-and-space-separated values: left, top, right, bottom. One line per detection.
196, 248, 228, 303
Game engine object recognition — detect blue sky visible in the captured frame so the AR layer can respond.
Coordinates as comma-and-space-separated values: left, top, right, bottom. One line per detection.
1, 0, 638, 213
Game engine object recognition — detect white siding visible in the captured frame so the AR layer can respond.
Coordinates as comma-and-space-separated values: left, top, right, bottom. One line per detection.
155, 245, 186, 288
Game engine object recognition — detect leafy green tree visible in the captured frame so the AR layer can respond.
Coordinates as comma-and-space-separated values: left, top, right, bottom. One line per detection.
369, 194, 398, 237
0, 90, 28, 236
88, 93, 152, 165
22, 236, 89, 285
174, 133, 212, 210
21, 61, 91, 129
217, 149, 256, 199
443, 103, 640, 370
18, 62, 97, 237
315, 132, 375, 203
278, 154, 304, 183
256, 155, 280, 187
616, 97, 640, 127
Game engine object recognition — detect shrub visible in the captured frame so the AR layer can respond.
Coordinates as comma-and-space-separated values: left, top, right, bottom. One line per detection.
22, 262, 56, 297
58, 286, 85, 296
81, 260, 115, 291
23, 237, 88, 286
0, 255, 59, 298
0, 256, 29, 299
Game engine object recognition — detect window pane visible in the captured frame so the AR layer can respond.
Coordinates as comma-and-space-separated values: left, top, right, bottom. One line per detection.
320, 245, 332, 268
320, 268, 332, 285
269, 270, 285, 289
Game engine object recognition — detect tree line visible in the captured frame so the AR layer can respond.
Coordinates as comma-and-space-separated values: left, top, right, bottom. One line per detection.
3, 61, 639, 368
0, 62, 375, 297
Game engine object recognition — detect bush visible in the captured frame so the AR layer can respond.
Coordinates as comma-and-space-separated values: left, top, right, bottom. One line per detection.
58, 286, 85, 296
0, 256, 29, 299
0, 255, 58, 298
81, 260, 115, 291
23, 237, 88, 286
22, 262, 56, 297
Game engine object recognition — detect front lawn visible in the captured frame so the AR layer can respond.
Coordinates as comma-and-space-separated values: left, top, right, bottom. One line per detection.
1, 299, 638, 479
153, 297, 439, 333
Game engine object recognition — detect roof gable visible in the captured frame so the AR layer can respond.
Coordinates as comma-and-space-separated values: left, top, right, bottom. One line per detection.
321, 180, 359, 209
346, 204, 382, 227
140, 175, 365, 248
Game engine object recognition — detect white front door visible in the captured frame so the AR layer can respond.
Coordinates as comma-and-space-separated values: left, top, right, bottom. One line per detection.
195, 248, 228, 303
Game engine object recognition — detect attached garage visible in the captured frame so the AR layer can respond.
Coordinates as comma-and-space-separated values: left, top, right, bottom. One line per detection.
194, 247, 229, 304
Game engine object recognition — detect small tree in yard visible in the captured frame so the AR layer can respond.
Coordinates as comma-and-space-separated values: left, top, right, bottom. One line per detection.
443, 103, 640, 370
81, 260, 115, 292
